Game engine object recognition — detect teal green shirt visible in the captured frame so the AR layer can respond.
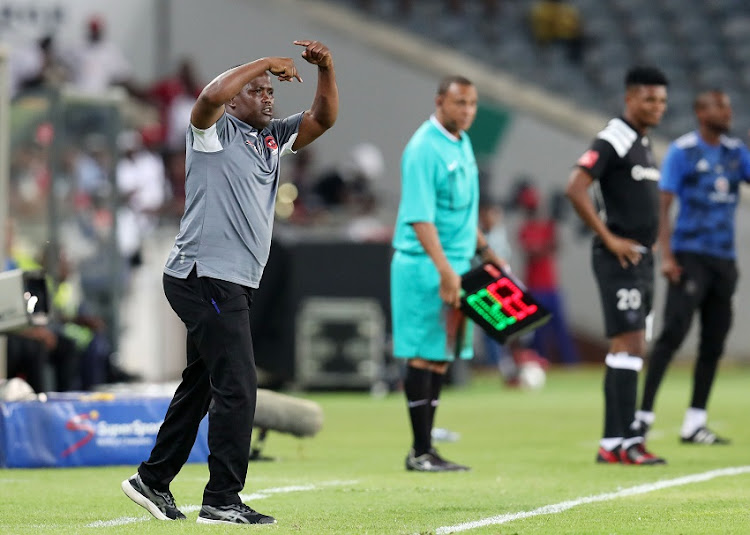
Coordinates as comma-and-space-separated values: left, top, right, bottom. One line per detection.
392, 116, 479, 259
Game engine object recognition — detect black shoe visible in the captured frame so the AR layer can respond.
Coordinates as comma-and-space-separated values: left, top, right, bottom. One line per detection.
405, 449, 449, 472
428, 448, 470, 472
121, 473, 186, 520
681, 427, 731, 445
197, 503, 276, 525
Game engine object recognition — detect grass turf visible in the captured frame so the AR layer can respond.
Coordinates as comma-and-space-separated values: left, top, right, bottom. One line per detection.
1, 364, 749, 534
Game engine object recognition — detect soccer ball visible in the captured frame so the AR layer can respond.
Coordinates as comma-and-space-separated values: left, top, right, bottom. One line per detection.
518, 361, 546, 390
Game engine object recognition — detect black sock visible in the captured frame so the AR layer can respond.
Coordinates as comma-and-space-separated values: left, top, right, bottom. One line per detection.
618, 367, 639, 440
428, 370, 445, 437
603, 365, 622, 440
603, 356, 640, 441
404, 366, 432, 455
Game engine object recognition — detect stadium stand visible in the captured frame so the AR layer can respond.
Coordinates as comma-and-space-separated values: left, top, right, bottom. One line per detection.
331, 0, 750, 140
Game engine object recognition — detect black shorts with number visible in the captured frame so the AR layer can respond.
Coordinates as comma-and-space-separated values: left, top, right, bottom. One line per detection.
592, 245, 654, 338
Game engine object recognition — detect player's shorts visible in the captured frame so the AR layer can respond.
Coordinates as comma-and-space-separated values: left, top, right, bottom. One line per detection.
390, 251, 473, 362
592, 245, 654, 338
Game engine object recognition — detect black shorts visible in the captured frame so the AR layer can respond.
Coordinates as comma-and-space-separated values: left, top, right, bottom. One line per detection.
592, 245, 654, 338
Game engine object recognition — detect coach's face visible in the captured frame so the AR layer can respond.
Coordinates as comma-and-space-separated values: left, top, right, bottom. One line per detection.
436, 82, 478, 136
230, 74, 274, 129
626, 84, 668, 129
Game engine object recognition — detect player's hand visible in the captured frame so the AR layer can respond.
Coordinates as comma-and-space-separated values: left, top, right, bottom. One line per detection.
438, 266, 462, 309
294, 40, 333, 69
267, 57, 302, 83
605, 235, 645, 269
660, 253, 682, 284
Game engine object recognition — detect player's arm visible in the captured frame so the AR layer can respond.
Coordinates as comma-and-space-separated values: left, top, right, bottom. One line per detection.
412, 222, 462, 308
657, 143, 684, 283
191, 57, 301, 129
656, 191, 681, 283
565, 166, 642, 268
476, 228, 509, 269
292, 40, 338, 150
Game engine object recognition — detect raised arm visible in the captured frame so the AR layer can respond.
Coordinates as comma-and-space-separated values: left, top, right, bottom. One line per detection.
191, 57, 301, 129
292, 40, 339, 150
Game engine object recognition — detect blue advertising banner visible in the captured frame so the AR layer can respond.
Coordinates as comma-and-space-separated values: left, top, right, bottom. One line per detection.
0, 394, 209, 468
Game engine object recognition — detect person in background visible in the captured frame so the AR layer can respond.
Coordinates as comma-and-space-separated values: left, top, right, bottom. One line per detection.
476, 196, 518, 383
391, 75, 506, 472
65, 15, 138, 96
633, 89, 750, 445
565, 66, 668, 465
517, 183, 579, 365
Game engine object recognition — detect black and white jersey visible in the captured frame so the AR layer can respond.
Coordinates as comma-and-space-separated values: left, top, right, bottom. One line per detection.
576, 117, 660, 248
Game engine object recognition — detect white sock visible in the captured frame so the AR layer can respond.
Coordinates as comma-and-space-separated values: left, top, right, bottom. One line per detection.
681, 407, 707, 438
635, 410, 655, 426
600, 437, 622, 451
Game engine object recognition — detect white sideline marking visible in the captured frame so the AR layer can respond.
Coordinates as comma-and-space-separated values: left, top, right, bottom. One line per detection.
434, 466, 750, 534
88, 479, 357, 528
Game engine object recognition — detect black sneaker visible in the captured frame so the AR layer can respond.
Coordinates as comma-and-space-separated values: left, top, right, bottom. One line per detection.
121, 473, 186, 520
405, 449, 448, 472
681, 427, 731, 445
428, 448, 470, 472
197, 503, 276, 525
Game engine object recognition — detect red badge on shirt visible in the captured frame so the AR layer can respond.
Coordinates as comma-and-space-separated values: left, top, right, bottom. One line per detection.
265, 136, 278, 150
577, 149, 599, 168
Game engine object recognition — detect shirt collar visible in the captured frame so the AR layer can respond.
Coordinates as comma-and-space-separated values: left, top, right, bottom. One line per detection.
430, 114, 461, 142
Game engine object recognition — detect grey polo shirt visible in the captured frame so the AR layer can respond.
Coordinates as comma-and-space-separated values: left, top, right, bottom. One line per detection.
164, 111, 303, 288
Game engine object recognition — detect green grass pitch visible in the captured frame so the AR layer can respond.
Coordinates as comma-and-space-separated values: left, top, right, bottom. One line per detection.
1, 365, 749, 534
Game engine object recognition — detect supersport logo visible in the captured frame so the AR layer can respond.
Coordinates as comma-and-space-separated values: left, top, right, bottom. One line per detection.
61, 410, 99, 458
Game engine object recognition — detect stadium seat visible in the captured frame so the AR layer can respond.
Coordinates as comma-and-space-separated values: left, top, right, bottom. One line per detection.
328, 0, 750, 140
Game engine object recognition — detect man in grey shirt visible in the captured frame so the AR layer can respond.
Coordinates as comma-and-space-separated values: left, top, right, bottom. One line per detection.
122, 40, 338, 525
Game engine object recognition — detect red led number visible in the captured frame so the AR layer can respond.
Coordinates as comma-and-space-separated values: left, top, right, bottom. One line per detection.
487, 277, 537, 320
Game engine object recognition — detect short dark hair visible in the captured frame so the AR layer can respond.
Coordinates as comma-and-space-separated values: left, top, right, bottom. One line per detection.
624, 66, 669, 89
437, 75, 473, 95
693, 88, 726, 111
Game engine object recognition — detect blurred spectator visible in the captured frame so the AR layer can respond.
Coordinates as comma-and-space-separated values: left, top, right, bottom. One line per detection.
517, 183, 579, 364
148, 58, 204, 151
116, 129, 167, 268
8, 34, 67, 98
64, 15, 138, 96
4, 224, 79, 391
529, 0, 585, 64
8, 36, 44, 99
72, 133, 112, 202
9, 140, 50, 218
476, 196, 519, 383
4, 217, 139, 391
313, 142, 385, 211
